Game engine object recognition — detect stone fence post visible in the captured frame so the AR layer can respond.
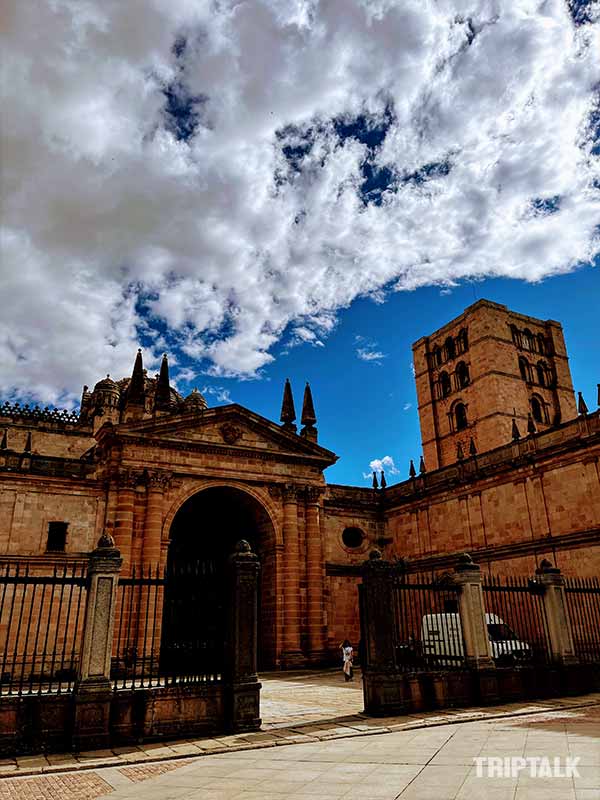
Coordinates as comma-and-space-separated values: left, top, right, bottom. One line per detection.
453, 554, 495, 669
360, 551, 408, 716
453, 554, 498, 703
73, 532, 122, 751
225, 540, 261, 733
535, 560, 578, 666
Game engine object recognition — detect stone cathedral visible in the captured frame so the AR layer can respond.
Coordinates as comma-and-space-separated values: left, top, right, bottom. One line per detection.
1, 299, 599, 667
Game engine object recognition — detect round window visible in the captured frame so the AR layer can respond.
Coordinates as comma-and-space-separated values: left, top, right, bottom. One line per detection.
342, 527, 364, 549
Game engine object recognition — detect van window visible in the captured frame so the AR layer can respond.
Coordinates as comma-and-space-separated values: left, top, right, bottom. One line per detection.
487, 623, 517, 641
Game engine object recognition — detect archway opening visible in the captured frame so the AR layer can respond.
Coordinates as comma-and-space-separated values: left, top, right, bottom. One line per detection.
161, 486, 277, 673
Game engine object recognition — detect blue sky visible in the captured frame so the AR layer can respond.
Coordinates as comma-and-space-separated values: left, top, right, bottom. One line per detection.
192, 262, 599, 487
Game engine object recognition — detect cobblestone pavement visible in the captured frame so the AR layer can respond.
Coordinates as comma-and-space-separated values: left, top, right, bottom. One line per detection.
0, 671, 598, 799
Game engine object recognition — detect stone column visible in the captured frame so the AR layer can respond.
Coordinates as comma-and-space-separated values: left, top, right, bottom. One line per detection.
113, 471, 137, 571
142, 471, 170, 566
535, 560, 578, 665
305, 487, 327, 662
281, 484, 303, 665
225, 540, 261, 733
453, 553, 497, 703
73, 532, 122, 751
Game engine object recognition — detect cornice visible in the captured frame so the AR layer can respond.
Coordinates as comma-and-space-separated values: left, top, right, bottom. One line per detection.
325, 528, 600, 577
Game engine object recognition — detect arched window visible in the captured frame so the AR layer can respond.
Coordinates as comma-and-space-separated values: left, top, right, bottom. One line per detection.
455, 402, 468, 431
432, 346, 442, 367
523, 328, 534, 351
445, 336, 456, 361
455, 361, 470, 389
518, 356, 530, 382
439, 371, 451, 398
457, 328, 468, 353
536, 361, 547, 387
510, 325, 521, 347
537, 334, 546, 355
531, 396, 544, 425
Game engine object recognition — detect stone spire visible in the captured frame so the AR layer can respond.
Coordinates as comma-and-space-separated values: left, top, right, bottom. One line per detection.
419, 455, 426, 474
409, 459, 416, 478
300, 382, 317, 441
511, 418, 521, 441
469, 437, 477, 457
456, 442, 464, 461
380, 470, 387, 489
126, 349, 146, 407
372, 471, 379, 489
578, 391, 588, 416
280, 379, 297, 433
527, 413, 536, 435
154, 353, 171, 412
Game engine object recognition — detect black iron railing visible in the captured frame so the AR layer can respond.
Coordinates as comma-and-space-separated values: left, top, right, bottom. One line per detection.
392, 574, 466, 672
0, 562, 86, 695
482, 575, 551, 665
564, 576, 600, 664
111, 560, 224, 690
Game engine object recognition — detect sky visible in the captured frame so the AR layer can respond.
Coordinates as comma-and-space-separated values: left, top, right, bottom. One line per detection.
1, 0, 599, 486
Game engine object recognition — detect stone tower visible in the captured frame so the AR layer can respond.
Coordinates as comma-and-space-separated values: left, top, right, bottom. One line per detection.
412, 299, 578, 470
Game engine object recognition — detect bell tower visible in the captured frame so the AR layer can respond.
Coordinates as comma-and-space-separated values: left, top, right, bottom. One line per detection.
412, 300, 578, 470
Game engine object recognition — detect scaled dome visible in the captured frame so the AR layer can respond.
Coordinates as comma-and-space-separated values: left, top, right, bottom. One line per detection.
183, 388, 208, 412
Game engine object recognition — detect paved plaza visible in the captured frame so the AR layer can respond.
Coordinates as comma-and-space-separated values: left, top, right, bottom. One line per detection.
0, 671, 598, 799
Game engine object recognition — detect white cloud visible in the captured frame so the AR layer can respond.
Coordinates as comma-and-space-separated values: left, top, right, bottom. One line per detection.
1, 0, 599, 400
364, 454, 400, 480
201, 385, 233, 404
355, 335, 387, 364
403, 402, 412, 411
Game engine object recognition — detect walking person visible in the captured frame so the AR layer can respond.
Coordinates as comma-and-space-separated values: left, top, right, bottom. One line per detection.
340, 639, 354, 682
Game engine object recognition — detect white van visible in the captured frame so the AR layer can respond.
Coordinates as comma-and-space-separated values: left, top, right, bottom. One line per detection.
420, 613, 532, 666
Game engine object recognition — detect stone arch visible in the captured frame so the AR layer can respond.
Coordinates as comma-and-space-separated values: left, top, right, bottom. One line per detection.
161, 481, 282, 669
162, 480, 282, 547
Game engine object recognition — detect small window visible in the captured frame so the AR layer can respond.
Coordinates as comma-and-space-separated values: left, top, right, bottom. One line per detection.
531, 397, 544, 424
455, 403, 468, 431
432, 346, 442, 367
523, 328, 534, 351
439, 371, 451, 398
456, 361, 470, 389
445, 336, 456, 361
519, 356, 530, 382
46, 522, 68, 553
457, 329, 468, 353
536, 361, 547, 387
342, 527, 364, 549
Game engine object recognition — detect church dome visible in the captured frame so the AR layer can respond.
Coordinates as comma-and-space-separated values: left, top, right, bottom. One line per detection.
93, 375, 120, 396
183, 388, 208, 412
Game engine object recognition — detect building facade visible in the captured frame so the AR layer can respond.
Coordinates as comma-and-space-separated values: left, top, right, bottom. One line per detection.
1, 300, 599, 667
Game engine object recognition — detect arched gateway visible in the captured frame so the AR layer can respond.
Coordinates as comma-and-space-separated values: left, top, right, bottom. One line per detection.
161, 486, 278, 671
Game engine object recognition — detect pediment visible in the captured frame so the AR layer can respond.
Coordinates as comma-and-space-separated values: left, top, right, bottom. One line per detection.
98, 404, 337, 465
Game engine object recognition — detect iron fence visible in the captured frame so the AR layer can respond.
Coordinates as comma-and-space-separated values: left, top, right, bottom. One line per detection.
482, 574, 551, 666
111, 560, 224, 690
0, 562, 86, 695
392, 573, 466, 671
564, 576, 600, 664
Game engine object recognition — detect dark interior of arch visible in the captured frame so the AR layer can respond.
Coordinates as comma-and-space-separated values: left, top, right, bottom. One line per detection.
162, 486, 277, 672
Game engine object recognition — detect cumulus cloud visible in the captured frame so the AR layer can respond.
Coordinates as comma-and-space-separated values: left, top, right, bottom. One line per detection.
364, 454, 400, 480
1, 0, 599, 401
